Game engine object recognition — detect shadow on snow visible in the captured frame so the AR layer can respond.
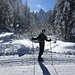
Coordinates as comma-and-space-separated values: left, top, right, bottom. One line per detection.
0, 44, 34, 57
38, 60, 51, 75
17, 45, 33, 57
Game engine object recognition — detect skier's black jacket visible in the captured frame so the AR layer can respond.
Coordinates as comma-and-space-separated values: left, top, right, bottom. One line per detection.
32, 33, 51, 43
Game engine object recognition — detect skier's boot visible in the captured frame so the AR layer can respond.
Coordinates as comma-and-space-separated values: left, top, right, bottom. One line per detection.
38, 56, 43, 61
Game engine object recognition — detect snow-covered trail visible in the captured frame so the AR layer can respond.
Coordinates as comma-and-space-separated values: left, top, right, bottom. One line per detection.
0, 52, 75, 65
0, 53, 75, 75
0, 58, 75, 75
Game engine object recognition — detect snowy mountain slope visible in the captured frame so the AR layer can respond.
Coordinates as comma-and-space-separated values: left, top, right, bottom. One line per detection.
0, 32, 75, 75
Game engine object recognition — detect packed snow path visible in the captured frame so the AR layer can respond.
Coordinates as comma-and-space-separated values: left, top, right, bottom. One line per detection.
0, 55, 75, 75
0, 32, 75, 75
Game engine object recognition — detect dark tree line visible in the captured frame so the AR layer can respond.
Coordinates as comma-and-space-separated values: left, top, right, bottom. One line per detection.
50, 0, 75, 40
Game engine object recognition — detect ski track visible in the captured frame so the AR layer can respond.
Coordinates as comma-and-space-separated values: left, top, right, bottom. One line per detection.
0, 54, 75, 75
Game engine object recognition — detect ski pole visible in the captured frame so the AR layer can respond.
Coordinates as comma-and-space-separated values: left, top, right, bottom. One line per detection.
50, 39, 59, 75
31, 33, 35, 75
50, 41, 53, 65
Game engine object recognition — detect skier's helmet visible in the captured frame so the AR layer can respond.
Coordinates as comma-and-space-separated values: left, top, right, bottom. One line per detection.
42, 29, 46, 32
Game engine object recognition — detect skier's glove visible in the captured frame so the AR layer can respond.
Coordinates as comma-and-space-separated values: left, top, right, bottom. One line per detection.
49, 39, 51, 41
31, 37, 34, 40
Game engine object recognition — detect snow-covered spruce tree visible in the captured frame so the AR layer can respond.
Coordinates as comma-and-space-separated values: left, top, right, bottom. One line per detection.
29, 11, 35, 35
0, 0, 14, 31
47, 9, 54, 35
52, 0, 75, 40
11, 0, 23, 33
29, 11, 39, 35
5, 1, 14, 31
52, 0, 66, 38
22, 0, 31, 32
69, 0, 75, 41
0, 0, 4, 27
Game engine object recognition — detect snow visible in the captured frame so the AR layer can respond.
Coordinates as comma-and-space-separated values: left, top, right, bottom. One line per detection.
0, 32, 75, 75
0, 32, 13, 37
71, 28, 75, 36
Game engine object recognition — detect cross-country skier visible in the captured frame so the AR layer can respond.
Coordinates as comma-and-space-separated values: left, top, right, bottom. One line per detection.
32, 29, 51, 60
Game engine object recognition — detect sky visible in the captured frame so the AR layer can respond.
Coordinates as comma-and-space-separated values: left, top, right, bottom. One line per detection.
22, 0, 57, 12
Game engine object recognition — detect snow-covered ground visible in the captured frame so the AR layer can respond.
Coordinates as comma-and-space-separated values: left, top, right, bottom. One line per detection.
0, 32, 75, 75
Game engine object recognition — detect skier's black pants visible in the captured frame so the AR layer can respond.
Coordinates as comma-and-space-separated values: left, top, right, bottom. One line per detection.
38, 42, 45, 58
